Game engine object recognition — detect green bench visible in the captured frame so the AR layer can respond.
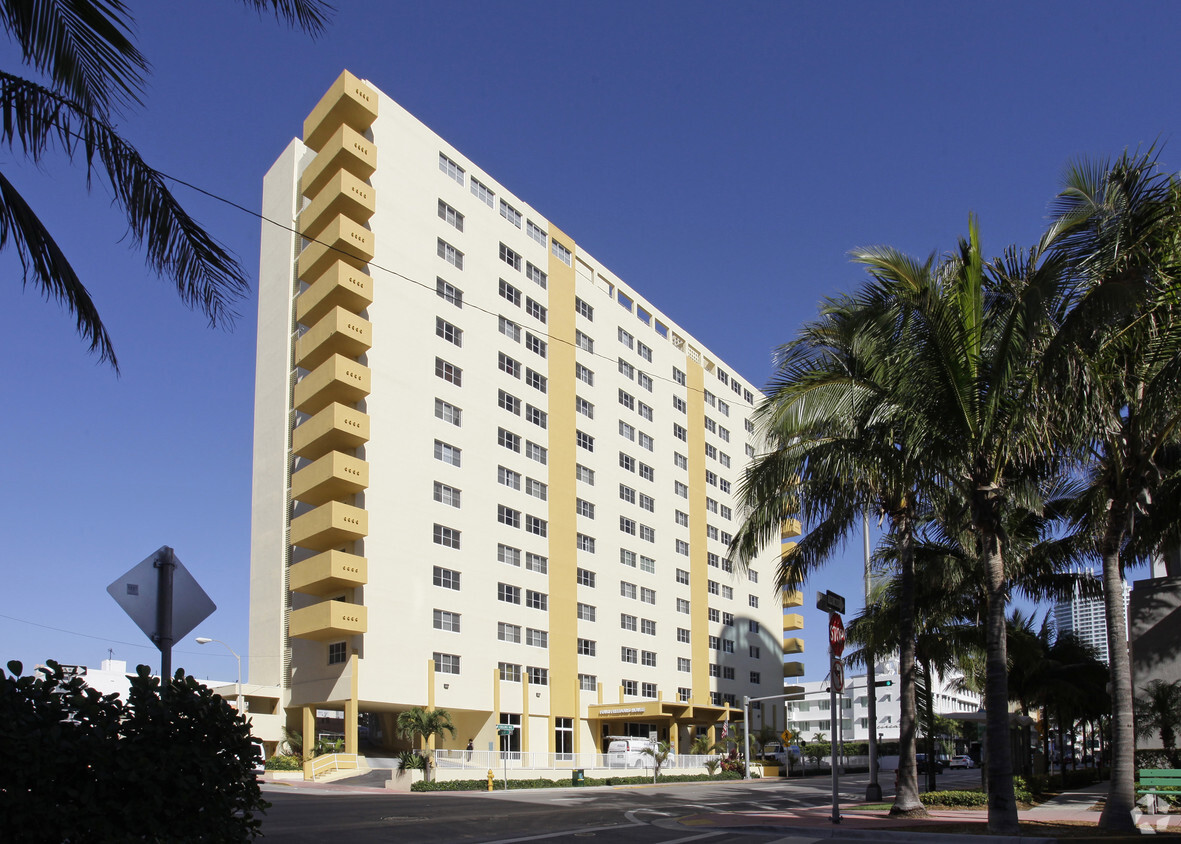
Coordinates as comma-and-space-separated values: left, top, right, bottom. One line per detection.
1136, 769, 1181, 811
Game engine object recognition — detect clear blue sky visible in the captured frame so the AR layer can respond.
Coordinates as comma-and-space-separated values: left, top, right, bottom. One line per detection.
1, 1, 1177, 685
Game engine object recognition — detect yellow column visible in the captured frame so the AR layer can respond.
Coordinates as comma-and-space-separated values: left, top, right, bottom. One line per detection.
344, 653, 359, 754
687, 360, 710, 698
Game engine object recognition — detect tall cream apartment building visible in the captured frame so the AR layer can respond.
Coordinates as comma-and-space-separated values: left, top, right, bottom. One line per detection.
249, 72, 804, 760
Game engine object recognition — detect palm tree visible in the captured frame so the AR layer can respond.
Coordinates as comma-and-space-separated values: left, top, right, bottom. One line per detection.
851, 220, 1073, 834
640, 740, 673, 779
1135, 680, 1181, 766
395, 706, 457, 782
0, 0, 330, 369
731, 284, 931, 817
1045, 150, 1181, 829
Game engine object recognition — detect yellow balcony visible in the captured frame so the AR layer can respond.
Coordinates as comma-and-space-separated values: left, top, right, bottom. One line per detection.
292, 403, 369, 460
289, 550, 368, 596
289, 599, 368, 641
782, 637, 805, 654
298, 169, 375, 241
289, 500, 368, 551
783, 661, 805, 678
782, 612, 804, 631
297, 261, 373, 327
293, 354, 370, 415
297, 215, 374, 282
303, 70, 378, 152
295, 306, 372, 370
780, 519, 802, 539
300, 124, 377, 201
290, 451, 368, 506
782, 589, 803, 608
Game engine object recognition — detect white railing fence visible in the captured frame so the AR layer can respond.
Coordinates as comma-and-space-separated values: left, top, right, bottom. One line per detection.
431, 749, 719, 772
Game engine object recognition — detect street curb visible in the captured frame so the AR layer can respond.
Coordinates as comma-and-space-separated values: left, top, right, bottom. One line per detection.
677, 819, 1054, 844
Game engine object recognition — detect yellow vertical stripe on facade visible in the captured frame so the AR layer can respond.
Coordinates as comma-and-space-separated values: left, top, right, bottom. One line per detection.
686, 360, 711, 701
546, 225, 578, 720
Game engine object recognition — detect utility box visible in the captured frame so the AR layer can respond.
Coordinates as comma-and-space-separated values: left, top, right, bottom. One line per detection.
572, 769, 586, 786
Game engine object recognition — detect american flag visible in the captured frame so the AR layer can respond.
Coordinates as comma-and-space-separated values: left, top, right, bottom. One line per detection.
721, 720, 729, 739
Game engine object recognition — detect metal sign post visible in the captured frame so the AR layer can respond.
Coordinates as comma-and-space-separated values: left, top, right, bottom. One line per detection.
824, 595, 845, 825
496, 723, 515, 790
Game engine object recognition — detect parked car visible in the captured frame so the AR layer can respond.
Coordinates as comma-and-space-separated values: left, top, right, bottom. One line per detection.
915, 753, 946, 774
948, 755, 976, 769
606, 737, 663, 768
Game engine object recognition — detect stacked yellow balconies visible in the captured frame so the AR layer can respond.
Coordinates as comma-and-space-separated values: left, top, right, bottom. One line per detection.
288, 71, 378, 641
781, 519, 805, 679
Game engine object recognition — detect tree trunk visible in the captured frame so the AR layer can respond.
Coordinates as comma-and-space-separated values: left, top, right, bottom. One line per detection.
1098, 531, 1136, 830
924, 658, 937, 794
889, 513, 927, 817
981, 524, 1020, 834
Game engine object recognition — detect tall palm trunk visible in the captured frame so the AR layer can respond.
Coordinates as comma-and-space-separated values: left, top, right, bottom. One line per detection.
980, 519, 1020, 834
890, 514, 927, 816
923, 658, 937, 794
1098, 516, 1135, 830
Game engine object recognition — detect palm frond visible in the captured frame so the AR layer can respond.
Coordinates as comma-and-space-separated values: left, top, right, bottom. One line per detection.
238, 0, 333, 35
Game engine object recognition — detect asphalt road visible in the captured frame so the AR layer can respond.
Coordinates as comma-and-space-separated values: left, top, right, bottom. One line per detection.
260, 769, 986, 842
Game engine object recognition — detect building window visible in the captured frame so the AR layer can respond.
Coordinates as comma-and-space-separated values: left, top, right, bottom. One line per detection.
722, 612, 733, 626
499, 279, 521, 306
433, 609, 461, 632
720, 479, 731, 493
674, 453, 688, 470
676, 568, 690, 585
638, 432, 654, 452
577, 603, 596, 621
637, 342, 652, 362
619, 453, 635, 473
619, 420, 635, 441
437, 238, 464, 269
639, 463, 654, 482
328, 642, 348, 665
677, 628, 690, 643
721, 585, 733, 600
621, 647, 638, 664
526, 297, 547, 323
750, 672, 761, 685
575, 363, 594, 385
676, 539, 689, 556
575, 330, 593, 352
676, 510, 689, 527
525, 369, 547, 392
498, 390, 521, 415
677, 598, 690, 614
527, 667, 548, 685
434, 398, 462, 426
526, 261, 547, 287
498, 427, 521, 453
497, 504, 521, 528
641, 619, 656, 636
678, 687, 691, 702
499, 662, 521, 682
433, 482, 461, 508
718, 426, 730, 443
618, 358, 634, 380
640, 587, 656, 604
499, 352, 521, 378
641, 682, 657, 698
637, 372, 652, 391
638, 401, 653, 421
717, 400, 729, 417
620, 516, 636, 535
618, 389, 635, 411
577, 568, 596, 587
500, 242, 522, 270
439, 152, 464, 185
526, 628, 548, 648
525, 332, 547, 358
749, 645, 761, 658
641, 650, 657, 667
575, 297, 593, 320
527, 220, 547, 246
552, 239, 572, 266
576, 464, 595, 485
619, 484, 636, 505
620, 581, 637, 600
618, 327, 634, 349
749, 595, 759, 608
709, 608, 720, 622
525, 515, 547, 537
500, 199, 522, 227
706, 470, 718, 487
639, 525, 655, 543
620, 549, 636, 567
434, 653, 460, 674
433, 566, 460, 590
499, 315, 521, 341
525, 441, 547, 464
577, 638, 595, 656
576, 396, 594, 418
673, 423, 687, 442
435, 278, 463, 308
435, 357, 462, 386
622, 679, 638, 696
498, 466, 521, 491
673, 367, 686, 386
576, 431, 594, 452
525, 478, 547, 500
525, 405, 547, 428
579, 674, 597, 691
436, 316, 462, 347
526, 552, 548, 573
576, 499, 595, 519
673, 396, 686, 414
526, 590, 547, 610
471, 176, 494, 207
498, 543, 521, 566
498, 583, 521, 604
433, 524, 460, 549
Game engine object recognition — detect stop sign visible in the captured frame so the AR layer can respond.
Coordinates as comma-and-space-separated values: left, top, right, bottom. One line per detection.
829, 612, 846, 656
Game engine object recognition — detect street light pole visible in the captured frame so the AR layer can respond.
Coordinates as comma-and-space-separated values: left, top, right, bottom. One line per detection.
196, 636, 242, 715
864, 510, 882, 801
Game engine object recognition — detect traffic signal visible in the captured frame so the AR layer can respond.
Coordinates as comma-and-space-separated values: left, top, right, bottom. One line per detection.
875, 680, 894, 687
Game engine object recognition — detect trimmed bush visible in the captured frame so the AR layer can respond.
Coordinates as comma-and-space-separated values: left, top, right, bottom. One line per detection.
265, 754, 302, 771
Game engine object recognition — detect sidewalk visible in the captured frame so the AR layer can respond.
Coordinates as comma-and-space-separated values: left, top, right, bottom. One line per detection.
677, 780, 1179, 841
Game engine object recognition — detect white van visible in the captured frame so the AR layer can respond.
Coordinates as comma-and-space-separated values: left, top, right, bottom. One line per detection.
605, 737, 658, 768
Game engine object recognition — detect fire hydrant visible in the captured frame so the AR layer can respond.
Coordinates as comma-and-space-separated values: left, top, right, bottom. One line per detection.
487, 769, 495, 792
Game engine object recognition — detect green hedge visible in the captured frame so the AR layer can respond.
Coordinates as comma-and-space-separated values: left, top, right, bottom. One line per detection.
264, 754, 302, 771
410, 771, 744, 792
